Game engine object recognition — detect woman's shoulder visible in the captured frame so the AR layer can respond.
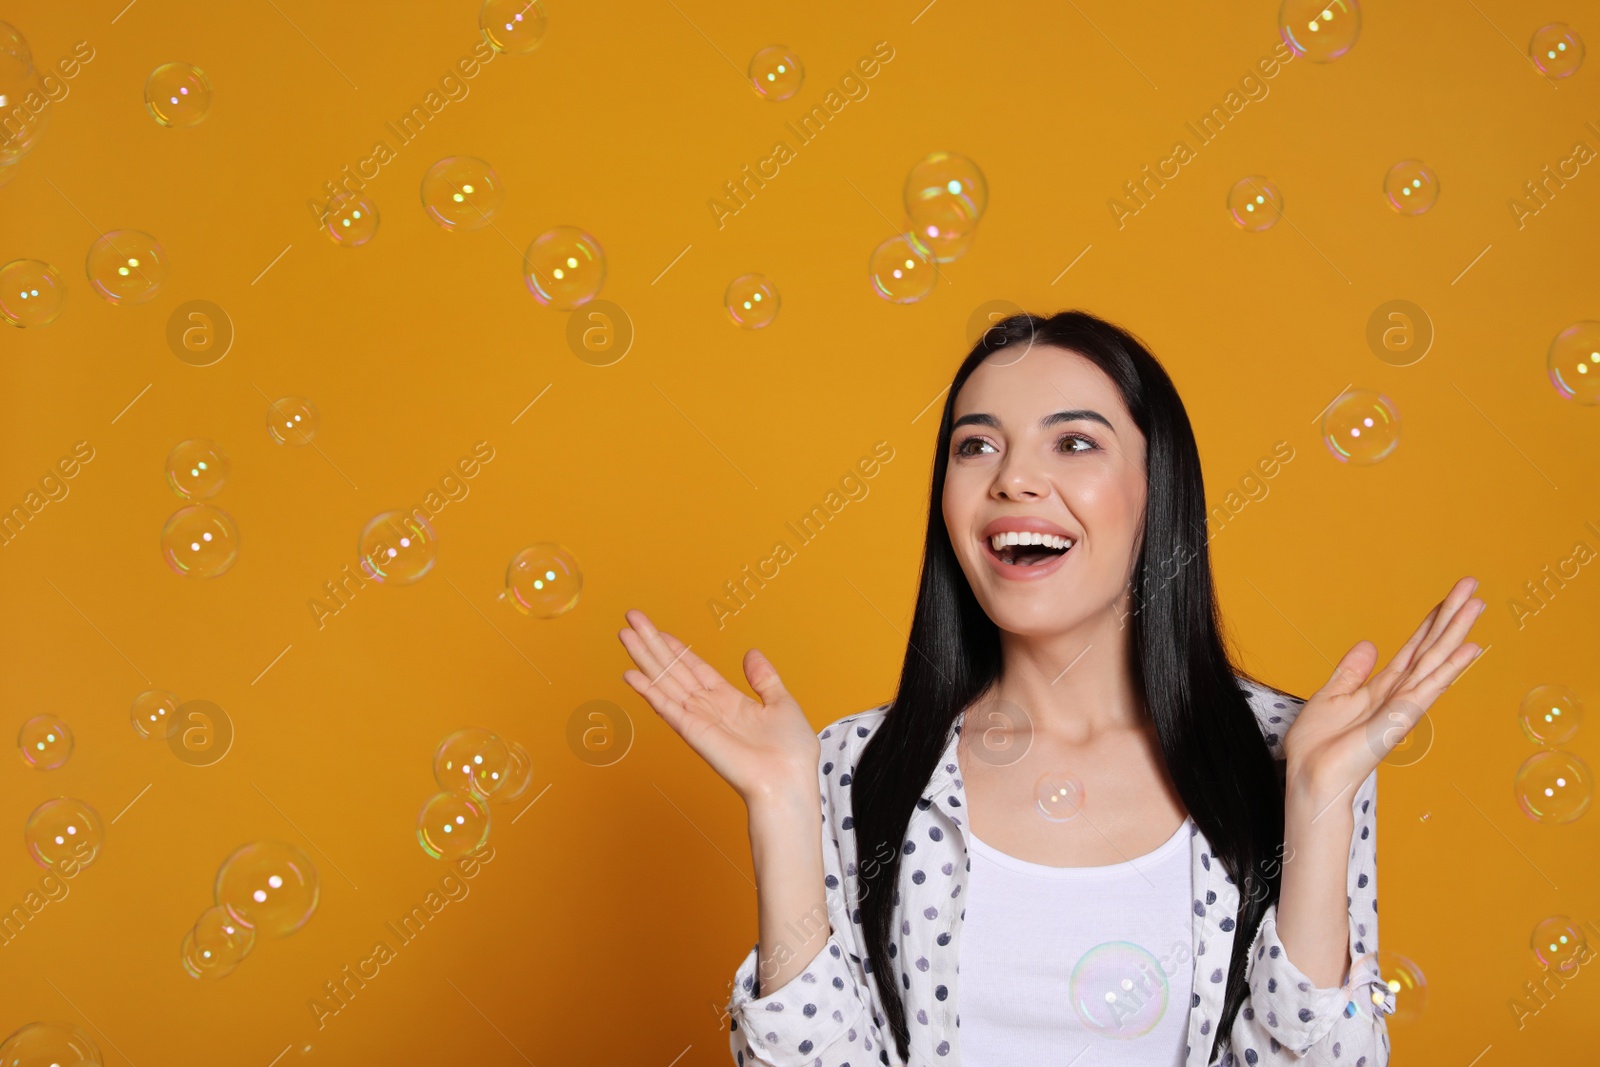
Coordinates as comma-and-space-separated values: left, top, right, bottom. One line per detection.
1231, 672, 1306, 761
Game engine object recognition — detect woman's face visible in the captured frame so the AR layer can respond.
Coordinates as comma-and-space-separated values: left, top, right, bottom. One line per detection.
941, 345, 1149, 638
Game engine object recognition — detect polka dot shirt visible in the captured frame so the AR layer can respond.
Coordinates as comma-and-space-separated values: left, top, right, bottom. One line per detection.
726, 675, 1396, 1067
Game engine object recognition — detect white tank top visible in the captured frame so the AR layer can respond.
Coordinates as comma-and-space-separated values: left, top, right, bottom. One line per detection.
958, 815, 1195, 1066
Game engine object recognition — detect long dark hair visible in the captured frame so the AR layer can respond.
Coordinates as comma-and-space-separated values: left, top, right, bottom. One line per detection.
852, 310, 1288, 1063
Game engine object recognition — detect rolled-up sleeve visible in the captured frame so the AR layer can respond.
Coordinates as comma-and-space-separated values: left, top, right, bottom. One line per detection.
1229, 769, 1395, 1064
726, 718, 893, 1067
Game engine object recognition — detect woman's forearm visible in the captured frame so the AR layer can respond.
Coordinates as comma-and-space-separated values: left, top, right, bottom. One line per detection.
747, 786, 832, 997
1275, 767, 1357, 989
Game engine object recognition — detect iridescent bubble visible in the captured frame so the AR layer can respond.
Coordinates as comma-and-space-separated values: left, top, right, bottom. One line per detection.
0, 50, 48, 164
421, 156, 504, 231
502, 542, 582, 617
0, 20, 31, 64
24, 797, 105, 873
1035, 771, 1085, 821
17, 713, 72, 770
908, 226, 976, 264
1320, 389, 1400, 465
480, 0, 549, 55
215, 840, 320, 938
433, 727, 514, 800
1547, 321, 1600, 405
358, 510, 437, 585
1514, 749, 1593, 823
131, 689, 181, 739
1520, 684, 1584, 746
496, 741, 533, 803
0, 259, 65, 328
323, 194, 378, 247
1227, 176, 1284, 231
266, 396, 320, 446
724, 273, 780, 329
161, 505, 240, 579
1373, 951, 1427, 1024
868, 234, 937, 304
748, 45, 804, 100
182, 904, 256, 980
417, 791, 492, 859
86, 230, 167, 304
166, 438, 230, 499
903, 152, 987, 243
523, 226, 606, 309
1531, 915, 1587, 975
1383, 160, 1439, 216
0, 1021, 102, 1067
1279, 0, 1362, 62
144, 62, 213, 128
1530, 23, 1584, 78
1069, 941, 1169, 1037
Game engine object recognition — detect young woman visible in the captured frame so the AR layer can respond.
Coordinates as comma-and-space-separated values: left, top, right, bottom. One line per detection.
619, 310, 1483, 1066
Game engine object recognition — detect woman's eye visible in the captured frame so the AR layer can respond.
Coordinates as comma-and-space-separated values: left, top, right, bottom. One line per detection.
955, 437, 996, 457
1058, 434, 1096, 453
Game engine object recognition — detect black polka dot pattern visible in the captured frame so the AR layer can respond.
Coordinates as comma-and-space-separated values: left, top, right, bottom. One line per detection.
724, 679, 1395, 1066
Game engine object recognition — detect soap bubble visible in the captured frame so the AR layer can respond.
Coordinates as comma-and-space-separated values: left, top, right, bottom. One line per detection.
215, 840, 320, 938
86, 230, 166, 304
1520, 684, 1583, 746
1531, 915, 1587, 974
908, 226, 976, 264
1530, 23, 1584, 78
24, 797, 105, 873
523, 226, 606, 309
131, 689, 181, 739
266, 396, 319, 446
903, 152, 987, 243
0, 259, 65, 327
496, 741, 533, 803
1279, 0, 1362, 62
161, 505, 240, 579
748, 45, 804, 100
434, 727, 514, 799
144, 62, 213, 128
1227, 176, 1284, 231
724, 273, 780, 329
0, 20, 31, 64
17, 713, 72, 770
421, 156, 504, 231
1069, 941, 1169, 1037
1373, 951, 1427, 1024
358, 510, 437, 584
1035, 771, 1085, 821
1547, 321, 1600, 405
166, 438, 230, 499
418, 790, 492, 859
182, 904, 256, 979
1320, 389, 1400, 465
323, 194, 378, 247
0, 1021, 102, 1067
502, 543, 582, 617
1383, 160, 1439, 216
1514, 749, 1593, 823
480, 0, 549, 55
0, 51, 48, 164
868, 234, 937, 304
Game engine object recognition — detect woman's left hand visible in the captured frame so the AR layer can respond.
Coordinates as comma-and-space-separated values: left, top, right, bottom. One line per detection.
1281, 575, 1486, 810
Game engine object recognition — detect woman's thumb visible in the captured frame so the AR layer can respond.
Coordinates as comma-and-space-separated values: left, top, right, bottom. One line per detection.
743, 648, 789, 705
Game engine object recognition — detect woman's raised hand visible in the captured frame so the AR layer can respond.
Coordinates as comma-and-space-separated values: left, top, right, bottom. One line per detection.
619, 609, 820, 806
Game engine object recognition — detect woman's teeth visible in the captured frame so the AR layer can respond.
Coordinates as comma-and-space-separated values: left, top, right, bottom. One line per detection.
989, 531, 1074, 551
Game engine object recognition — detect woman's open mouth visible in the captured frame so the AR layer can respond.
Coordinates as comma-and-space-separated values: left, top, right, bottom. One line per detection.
982, 531, 1075, 578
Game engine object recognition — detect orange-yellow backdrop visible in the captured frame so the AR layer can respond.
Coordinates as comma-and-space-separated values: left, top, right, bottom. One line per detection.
2, 0, 1598, 1063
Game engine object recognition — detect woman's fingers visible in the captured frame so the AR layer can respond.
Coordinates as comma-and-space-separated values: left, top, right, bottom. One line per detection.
659, 630, 729, 693
1407, 577, 1479, 671
1408, 596, 1486, 683
618, 623, 693, 706
623, 667, 685, 730
1369, 602, 1440, 701
624, 609, 702, 699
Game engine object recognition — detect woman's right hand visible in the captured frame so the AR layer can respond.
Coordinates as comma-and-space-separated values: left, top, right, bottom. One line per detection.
618, 609, 820, 806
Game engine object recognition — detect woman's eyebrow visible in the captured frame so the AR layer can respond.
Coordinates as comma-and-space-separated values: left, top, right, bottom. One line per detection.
951, 409, 1113, 431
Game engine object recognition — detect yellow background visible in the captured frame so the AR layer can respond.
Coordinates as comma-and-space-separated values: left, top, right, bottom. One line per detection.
2, 0, 1598, 1063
